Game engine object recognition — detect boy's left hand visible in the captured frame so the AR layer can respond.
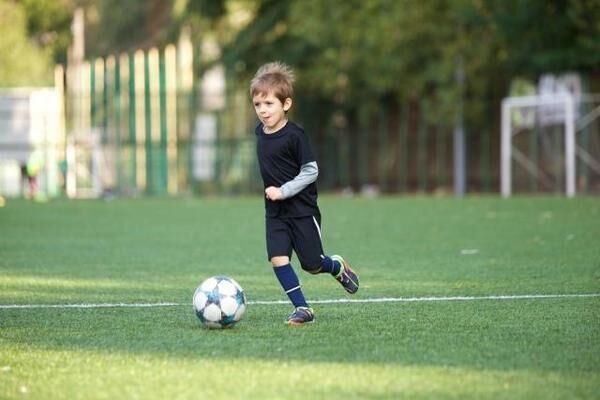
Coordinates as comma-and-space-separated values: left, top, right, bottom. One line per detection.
265, 186, 283, 201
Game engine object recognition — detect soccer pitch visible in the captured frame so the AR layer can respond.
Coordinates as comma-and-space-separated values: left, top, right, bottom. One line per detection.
1, 196, 599, 399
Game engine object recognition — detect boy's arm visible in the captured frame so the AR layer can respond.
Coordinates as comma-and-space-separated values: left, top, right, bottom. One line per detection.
280, 161, 318, 199
265, 161, 318, 201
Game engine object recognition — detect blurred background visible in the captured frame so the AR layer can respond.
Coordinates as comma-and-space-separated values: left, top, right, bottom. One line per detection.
0, 0, 599, 200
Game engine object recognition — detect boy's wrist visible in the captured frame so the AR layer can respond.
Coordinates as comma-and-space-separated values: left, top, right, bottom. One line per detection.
280, 185, 290, 199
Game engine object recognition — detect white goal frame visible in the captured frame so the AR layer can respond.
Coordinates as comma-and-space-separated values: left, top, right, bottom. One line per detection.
501, 94, 576, 197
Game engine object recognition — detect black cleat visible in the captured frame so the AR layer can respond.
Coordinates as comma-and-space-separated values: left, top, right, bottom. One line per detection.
285, 306, 315, 326
331, 255, 359, 294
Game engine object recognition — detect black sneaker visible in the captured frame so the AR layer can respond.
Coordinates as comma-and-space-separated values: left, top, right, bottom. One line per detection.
285, 306, 315, 326
331, 255, 359, 294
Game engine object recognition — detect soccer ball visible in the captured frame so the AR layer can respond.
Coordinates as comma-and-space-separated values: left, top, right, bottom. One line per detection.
193, 276, 247, 329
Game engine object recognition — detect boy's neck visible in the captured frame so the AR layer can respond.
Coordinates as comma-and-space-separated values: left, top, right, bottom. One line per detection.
263, 119, 288, 134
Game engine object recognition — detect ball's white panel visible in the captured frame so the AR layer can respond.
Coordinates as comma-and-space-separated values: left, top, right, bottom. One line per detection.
220, 297, 238, 315
229, 278, 243, 292
192, 291, 208, 311
233, 303, 246, 321
200, 277, 218, 292
217, 279, 237, 296
203, 303, 222, 322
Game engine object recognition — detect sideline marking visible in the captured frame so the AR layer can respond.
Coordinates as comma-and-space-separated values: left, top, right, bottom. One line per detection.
1, 293, 599, 309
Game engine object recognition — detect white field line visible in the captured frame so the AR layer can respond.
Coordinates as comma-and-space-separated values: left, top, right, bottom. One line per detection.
1, 293, 599, 309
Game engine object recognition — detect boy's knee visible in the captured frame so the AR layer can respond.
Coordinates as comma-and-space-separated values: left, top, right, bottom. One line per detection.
298, 253, 324, 274
300, 263, 322, 274
270, 256, 290, 267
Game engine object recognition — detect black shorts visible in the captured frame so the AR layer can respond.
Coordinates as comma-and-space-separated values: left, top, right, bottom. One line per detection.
265, 215, 324, 270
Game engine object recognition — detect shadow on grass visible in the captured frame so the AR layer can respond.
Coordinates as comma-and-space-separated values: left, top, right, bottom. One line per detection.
2, 198, 599, 375
1, 298, 599, 374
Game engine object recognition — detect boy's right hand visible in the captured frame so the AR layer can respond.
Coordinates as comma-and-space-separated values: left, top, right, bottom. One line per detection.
265, 186, 283, 201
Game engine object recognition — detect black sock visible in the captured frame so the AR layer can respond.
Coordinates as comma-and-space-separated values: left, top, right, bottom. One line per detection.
273, 264, 309, 308
320, 255, 341, 276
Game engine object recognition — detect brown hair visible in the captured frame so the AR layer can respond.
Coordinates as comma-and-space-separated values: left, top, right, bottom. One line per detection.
250, 62, 295, 103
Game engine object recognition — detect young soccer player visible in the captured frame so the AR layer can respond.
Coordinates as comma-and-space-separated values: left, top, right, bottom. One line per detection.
250, 62, 359, 326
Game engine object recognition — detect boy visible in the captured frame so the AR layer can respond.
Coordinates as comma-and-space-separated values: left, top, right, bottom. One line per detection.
250, 62, 359, 326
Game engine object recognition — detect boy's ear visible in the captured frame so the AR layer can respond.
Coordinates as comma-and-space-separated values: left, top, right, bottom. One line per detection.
283, 98, 292, 112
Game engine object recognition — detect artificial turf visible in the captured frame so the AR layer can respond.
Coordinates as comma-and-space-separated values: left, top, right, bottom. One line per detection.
0, 196, 598, 399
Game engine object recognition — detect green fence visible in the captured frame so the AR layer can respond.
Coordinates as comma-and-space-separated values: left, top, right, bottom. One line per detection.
61, 41, 598, 197
63, 40, 194, 197
62, 45, 500, 197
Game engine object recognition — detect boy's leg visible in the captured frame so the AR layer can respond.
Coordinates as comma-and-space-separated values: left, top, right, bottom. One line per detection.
319, 255, 341, 275
267, 218, 313, 324
292, 216, 359, 294
271, 256, 309, 308
292, 215, 327, 273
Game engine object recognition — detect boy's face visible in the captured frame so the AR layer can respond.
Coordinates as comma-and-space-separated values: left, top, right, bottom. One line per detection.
252, 91, 292, 133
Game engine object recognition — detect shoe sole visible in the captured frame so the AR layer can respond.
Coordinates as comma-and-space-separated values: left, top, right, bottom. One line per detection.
285, 319, 315, 326
342, 268, 359, 294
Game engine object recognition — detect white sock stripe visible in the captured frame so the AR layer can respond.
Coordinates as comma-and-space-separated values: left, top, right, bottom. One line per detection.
1, 293, 598, 309
285, 285, 301, 294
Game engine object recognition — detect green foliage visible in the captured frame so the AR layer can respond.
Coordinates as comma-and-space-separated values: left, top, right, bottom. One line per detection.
185, 0, 226, 19
477, 0, 600, 75
4, 0, 598, 123
0, 197, 599, 399
185, 0, 599, 129
87, 0, 176, 57
0, 1, 53, 87
20, 0, 72, 64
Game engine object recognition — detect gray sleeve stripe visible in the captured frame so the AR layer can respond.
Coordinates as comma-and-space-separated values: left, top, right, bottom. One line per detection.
280, 161, 318, 199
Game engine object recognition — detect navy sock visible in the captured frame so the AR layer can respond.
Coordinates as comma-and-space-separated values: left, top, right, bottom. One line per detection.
273, 264, 308, 308
320, 255, 341, 276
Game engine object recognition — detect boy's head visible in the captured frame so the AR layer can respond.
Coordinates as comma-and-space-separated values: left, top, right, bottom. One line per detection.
250, 62, 295, 105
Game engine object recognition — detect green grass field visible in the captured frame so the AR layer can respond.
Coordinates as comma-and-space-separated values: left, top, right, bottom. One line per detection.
1, 196, 599, 399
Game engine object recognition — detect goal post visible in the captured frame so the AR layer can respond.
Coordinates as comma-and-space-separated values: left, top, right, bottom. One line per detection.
501, 94, 576, 197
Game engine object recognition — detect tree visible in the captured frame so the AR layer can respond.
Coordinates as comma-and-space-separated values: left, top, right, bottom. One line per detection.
187, 0, 598, 125
478, 0, 600, 76
20, 0, 73, 65
87, 0, 176, 57
0, 0, 54, 87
